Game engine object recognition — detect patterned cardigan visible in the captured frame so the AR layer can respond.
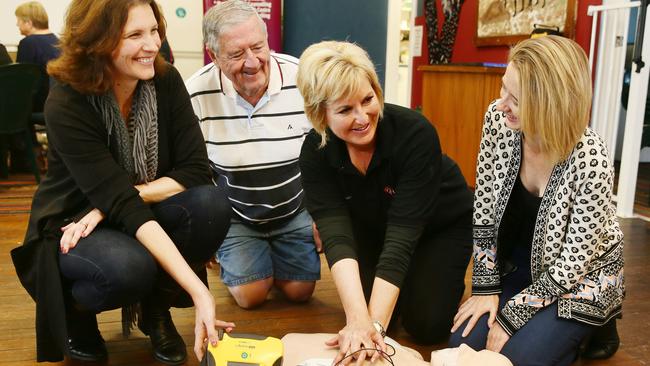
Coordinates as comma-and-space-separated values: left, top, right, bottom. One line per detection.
472, 101, 625, 336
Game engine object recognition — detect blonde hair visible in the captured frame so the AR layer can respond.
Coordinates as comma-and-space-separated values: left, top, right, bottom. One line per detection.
297, 41, 384, 148
509, 36, 592, 163
15, 1, 49, 29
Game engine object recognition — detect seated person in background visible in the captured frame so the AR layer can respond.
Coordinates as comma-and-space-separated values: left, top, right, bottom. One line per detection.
185, 0, 320, 309
12, 1, 59, 173
159, 38, 174, 64
297, 40, 473, 365
15, 1, 60, 113
0, 44, 12, 65
449, 36, 625, 366
11, 0, 233, 364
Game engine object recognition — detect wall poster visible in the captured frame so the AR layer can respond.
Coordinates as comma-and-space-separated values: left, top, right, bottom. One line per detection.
475, 0, 576, 46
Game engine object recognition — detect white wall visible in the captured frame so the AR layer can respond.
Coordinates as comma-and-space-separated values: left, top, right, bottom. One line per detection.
158, 0, 204, 79
1, 0, 204, 79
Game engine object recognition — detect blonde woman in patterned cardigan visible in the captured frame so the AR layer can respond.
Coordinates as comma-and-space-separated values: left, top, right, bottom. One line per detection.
449, 36, 625, 366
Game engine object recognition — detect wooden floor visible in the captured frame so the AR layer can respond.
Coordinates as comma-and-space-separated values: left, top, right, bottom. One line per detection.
1, 179, 649, 365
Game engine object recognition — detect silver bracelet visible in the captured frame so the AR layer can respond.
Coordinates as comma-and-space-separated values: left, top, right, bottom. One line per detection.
372, 320, 386, 338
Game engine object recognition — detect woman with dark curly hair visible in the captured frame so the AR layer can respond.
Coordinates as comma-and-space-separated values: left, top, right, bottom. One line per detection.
11, 0, 234, 364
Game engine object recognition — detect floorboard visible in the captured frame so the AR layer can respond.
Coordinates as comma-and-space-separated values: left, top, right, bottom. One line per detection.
1, 175, 648, 365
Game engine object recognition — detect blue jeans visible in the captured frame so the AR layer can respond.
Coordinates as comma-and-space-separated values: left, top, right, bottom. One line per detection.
449, 271, 594, 366
217, 209, 320, 287
58, 185, 231, 312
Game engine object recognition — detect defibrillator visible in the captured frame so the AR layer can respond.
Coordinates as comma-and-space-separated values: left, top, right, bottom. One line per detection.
200, 330, 283, 366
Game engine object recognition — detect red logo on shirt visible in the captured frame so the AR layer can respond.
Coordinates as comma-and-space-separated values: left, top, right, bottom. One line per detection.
383, 186, 396, 197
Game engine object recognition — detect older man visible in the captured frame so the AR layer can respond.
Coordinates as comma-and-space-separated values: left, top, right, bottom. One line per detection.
186, 0, 320, 309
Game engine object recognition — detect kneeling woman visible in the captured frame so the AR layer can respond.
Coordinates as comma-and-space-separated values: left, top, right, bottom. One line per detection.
297, 41, 473, 364
449, 36, 625, 366
11, 0, 233, 364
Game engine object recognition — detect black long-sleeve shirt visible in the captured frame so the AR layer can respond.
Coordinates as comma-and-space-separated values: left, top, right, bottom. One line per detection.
299, 103, 472, 288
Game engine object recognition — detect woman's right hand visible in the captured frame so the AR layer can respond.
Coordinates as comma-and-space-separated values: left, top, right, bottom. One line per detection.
312, 222, 323, 253
451, 294, 499, 337
192, 288, 235, 361
325, 319, 386, 365
60, 208, 105, 254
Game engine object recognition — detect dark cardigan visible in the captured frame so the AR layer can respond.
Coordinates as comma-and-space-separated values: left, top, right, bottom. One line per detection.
11, 65, 211, 362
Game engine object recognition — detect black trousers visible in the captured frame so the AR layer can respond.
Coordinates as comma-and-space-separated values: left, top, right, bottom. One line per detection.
59, 185, 231, 312
357, 218, 472, 344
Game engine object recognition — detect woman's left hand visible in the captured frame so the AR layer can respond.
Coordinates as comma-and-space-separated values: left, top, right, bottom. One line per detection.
325, 319, 386, 365
486, 322, 510, 353
60, 208, 105, 253
192, 289, 235, 361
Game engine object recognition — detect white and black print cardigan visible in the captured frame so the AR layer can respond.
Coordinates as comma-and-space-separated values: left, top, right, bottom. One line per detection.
472, 101, 625, 336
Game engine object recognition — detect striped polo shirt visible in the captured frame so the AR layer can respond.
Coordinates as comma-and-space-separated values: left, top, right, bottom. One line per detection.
185, 53, 312, 226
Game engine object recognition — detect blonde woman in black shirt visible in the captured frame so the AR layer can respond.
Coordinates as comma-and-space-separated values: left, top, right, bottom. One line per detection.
297, 40, 473, 365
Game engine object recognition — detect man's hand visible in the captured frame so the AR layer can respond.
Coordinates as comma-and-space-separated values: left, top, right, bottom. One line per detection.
206, 256, 219, 269
312, 222, 323, 253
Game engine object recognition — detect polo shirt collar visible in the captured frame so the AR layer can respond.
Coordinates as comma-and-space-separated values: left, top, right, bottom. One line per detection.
218, 54, 284, 100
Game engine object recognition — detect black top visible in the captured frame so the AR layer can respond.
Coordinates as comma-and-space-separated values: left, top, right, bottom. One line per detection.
299, 103, 473, 287
497, 174, 542, 284
33, 65, 210, 236
11, 65, 211, 362
0, 43, 11, 65
16, 33, 59, 66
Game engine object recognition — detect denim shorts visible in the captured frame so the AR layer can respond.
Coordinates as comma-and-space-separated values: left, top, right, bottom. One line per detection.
216, 209, 321, 287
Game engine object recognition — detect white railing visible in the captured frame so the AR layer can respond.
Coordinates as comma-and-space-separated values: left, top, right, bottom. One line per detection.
588, 0, 650, 218
588, 1, 638, 161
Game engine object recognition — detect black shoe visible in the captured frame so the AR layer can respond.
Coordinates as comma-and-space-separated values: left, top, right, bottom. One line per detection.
582, 319, 620, 359
65, 307, 108, 362
139, 306, 187, 365
67, 336, 108, 362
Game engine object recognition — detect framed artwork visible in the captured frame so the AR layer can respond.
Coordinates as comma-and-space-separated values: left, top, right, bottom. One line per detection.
475, 0, 576, 46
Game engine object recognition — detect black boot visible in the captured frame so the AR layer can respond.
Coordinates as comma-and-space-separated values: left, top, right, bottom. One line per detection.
582, 319, 620, 359
138, 261, 211, 365
138, 301, 187, 365
65, 304, 108, 362
138, 269, 189, 366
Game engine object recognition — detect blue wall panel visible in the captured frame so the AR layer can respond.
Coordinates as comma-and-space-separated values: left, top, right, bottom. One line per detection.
283, 0, 389, 86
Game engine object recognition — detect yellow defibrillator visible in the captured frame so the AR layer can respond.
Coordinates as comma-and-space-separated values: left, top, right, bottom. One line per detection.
200, 330, 283, 366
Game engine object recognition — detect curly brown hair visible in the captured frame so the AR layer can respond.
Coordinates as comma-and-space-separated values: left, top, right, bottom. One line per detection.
47, 0, 167, 95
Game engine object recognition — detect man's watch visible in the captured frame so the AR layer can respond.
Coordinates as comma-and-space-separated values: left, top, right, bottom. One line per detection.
372, 320, 386, 338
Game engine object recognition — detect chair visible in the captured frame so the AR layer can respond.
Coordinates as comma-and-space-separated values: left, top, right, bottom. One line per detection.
0, 63, 41, 182
30, 67, 52, 171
